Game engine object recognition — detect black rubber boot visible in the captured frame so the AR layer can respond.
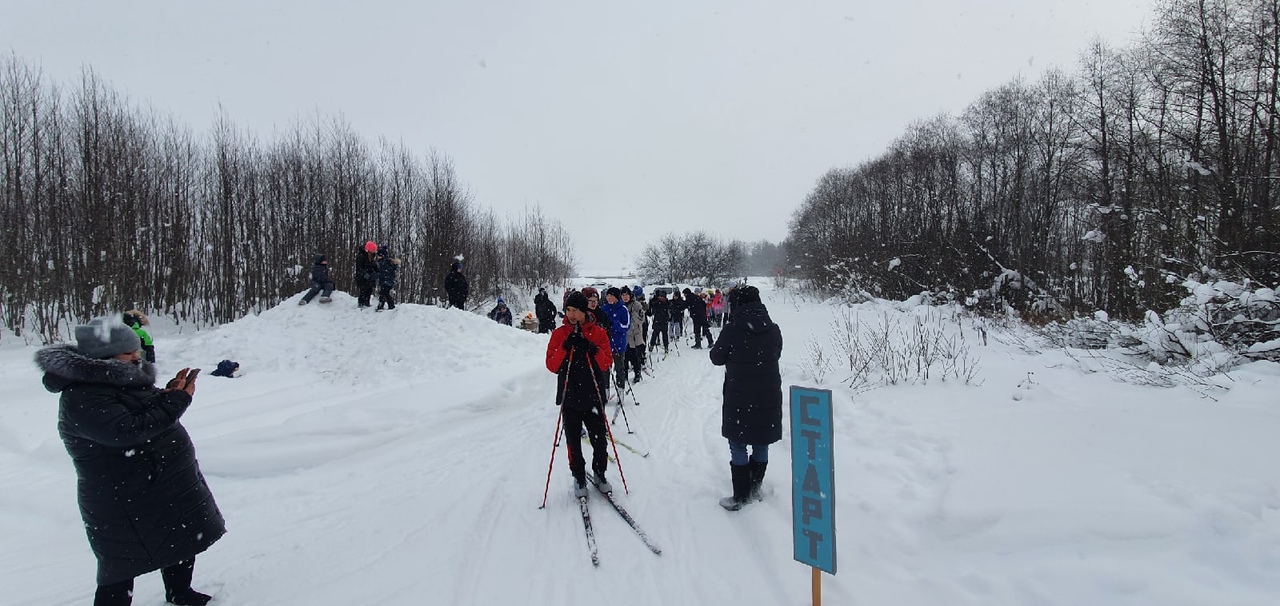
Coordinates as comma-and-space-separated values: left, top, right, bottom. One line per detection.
719, 464, 753, 511
94, 580, 134, 606
162, 560, 211, 606
748, 461, 767, 501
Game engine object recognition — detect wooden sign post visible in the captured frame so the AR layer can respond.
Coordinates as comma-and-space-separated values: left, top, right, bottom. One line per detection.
790, 386, 836, 606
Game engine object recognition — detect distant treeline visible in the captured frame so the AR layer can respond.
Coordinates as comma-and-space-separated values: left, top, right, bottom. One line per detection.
634, 232, 785, 286
0, 56, 575, 341
787, 0, 1280, 319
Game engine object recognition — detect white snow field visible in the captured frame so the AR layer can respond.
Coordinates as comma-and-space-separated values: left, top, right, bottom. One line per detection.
2, 282, 1279, 605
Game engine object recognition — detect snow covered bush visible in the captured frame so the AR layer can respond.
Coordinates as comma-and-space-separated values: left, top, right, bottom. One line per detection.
1036, 278, 1278, 372
823, 305, 982, 390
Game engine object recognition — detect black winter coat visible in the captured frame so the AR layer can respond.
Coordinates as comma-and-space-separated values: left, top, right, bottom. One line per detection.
590, 307, 613, 340
311, 257, 333, 285
355, 250, 379, 288
534, 292, 557, 322
708, 301, 784, 445
35, 345, 225, 585
685, 294, 709, 326
445, 271, 469, 304
378, 256, 400, 287
646, 296, 671, 325
669, 296, 686, 321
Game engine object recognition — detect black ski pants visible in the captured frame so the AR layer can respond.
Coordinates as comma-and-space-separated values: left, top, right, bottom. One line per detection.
693, 321, 712, 346
378, 285, 396, 310
563, 405, 609, 480
650, 324, 669, 350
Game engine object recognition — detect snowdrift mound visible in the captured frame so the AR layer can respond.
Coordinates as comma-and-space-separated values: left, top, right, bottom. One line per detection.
162, 291, 550, 386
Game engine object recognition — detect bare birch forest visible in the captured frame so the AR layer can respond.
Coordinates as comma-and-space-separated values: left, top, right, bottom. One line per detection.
786, 0, 1280, 320
0, 58, 575, 342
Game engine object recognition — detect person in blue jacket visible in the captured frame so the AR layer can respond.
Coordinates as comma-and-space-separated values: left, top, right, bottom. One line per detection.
601, 287, 631, 388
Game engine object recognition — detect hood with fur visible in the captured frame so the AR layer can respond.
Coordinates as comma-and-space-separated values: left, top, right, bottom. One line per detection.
35, 344, 158, 393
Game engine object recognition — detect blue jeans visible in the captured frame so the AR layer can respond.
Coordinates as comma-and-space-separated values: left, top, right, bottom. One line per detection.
728, 441, 768, 466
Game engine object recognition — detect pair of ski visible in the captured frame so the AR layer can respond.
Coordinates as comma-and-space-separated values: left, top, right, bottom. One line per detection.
577, 475, 662, 567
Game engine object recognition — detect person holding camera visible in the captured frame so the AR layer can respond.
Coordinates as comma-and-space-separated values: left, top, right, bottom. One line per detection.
545, 291, 615, 496
35, 316, 224, 605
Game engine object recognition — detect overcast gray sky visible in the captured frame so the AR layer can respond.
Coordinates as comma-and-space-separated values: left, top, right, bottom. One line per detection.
3, 0, 1153, 271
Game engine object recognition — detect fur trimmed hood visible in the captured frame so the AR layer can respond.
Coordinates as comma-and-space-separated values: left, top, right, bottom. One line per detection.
35, 344, 158, 393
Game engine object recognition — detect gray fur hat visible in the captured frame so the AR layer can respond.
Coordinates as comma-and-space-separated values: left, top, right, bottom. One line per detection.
74, 317, 142, 359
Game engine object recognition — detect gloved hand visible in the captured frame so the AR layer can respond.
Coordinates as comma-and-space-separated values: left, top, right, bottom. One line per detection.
563, 330, 595, 355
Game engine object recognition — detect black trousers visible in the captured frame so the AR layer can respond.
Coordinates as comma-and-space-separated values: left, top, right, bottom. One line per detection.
650, 325, 669, 350
693, 322, 712, 344
357, 281, 374, 307
538, 316, 556, 333
563, 405, 609, 480
377, 285, 396, 309
302, 280, 335, 303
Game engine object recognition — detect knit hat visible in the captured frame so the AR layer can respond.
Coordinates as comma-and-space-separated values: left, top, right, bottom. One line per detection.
497, 297, 505, 305
451, 261, 463, 271
581, 287, 599, 299
565, 291, 590, 312
633, 285, 644, 299
364, 241, 377, 253
682, 288, 692, 295
74, 317, 142, 359
314, 254, 327, 264
621, 286, 632, 297
606, 287, 622, 300
735, 285, 762, 305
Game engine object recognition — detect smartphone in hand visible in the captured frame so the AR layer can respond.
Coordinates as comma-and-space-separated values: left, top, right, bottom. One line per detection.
186, 368, 201, 382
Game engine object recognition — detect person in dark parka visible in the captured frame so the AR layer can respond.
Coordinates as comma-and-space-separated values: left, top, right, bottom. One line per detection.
684, 288, 714, 349
375, 246, 402, 311
35, 317, 224, 605
355, 241, 379, 308
534, 287, 558, 333
646, 289, 672, 353
708, 285, 783, 511
445, 261, 469, 310
299, 254, 335, 305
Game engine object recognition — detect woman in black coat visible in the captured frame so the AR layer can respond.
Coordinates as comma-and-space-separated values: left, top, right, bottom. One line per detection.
708, 285, 783, 511
35, 317, 224, 606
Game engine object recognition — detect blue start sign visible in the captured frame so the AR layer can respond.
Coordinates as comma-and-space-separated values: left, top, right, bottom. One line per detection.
790, 386, 836, 574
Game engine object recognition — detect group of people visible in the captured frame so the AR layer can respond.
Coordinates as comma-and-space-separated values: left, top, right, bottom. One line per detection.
544, 281, 783, 511
352, 241, 402, 311
302, 243, 471, 314
34, 267, 781, 604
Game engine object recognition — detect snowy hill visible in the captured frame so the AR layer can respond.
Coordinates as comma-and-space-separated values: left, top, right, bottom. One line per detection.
2, 284, 1279, 605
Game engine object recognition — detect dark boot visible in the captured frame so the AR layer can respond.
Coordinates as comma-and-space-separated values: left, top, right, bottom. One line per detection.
748, 461, 767, 501
94, 580, 134, 606
719, 464, 753, 511
162, 560, 211, 606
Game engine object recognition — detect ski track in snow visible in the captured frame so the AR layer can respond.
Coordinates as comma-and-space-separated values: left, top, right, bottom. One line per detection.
3, 287, 1280, 605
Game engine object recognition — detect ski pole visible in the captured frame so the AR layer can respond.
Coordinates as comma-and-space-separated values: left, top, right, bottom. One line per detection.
590, 365, 630, 495
539, 348, 574, 509
612, 381, 634, 433
538, 407, 564, 509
